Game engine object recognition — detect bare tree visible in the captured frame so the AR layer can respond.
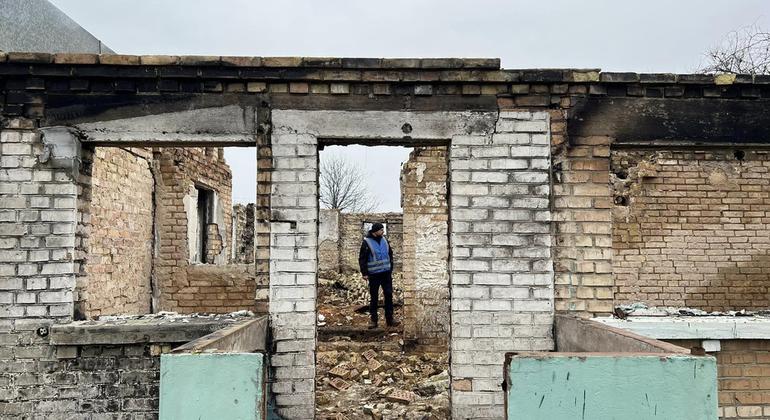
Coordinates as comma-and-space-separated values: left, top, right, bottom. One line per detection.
319, 154, 379, 213
701, 23, 770, 75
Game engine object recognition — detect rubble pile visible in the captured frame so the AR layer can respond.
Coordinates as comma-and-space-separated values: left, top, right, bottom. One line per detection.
319, 272, 405, 307
316, 272, 449, 419
613, 303, 770, 318
316, 344, 449, 419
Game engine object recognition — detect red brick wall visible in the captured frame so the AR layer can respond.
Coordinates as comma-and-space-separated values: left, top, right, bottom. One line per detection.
154, 147, 240, 313
552, 133, 614, 316
667, 339, 770, 419
613, 150, 770, 311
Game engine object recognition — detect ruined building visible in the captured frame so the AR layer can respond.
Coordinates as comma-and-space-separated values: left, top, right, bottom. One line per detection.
2, 53, 770, 419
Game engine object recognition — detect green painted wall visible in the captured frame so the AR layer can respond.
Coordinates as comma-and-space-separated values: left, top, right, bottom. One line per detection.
160, 353, 264, 420
506, 354, 717, 420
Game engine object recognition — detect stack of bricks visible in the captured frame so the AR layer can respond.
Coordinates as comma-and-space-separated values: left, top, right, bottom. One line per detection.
612, 149, 770, 310
449, 111, 553, 417
400, 146, 450, 350
267, 114, 319, 419
79, 146, 154, 318
551, 135, 614, 316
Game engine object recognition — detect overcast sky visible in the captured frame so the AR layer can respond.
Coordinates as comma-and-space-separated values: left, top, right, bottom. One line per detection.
49, 0, 770, 210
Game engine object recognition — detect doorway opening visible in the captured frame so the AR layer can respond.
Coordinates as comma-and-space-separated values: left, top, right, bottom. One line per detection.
315, 144, 450, 418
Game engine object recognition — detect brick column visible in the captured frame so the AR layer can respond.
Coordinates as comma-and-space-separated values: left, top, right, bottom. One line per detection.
449, 111, 554, 418
267, 116, 318, 419
1, 121, 80, 415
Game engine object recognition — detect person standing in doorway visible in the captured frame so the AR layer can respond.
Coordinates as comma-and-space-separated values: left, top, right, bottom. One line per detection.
359, 223, 399, 329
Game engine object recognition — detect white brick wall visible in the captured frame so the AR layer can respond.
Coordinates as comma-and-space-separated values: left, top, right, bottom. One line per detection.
0, 122, 77, 323
450, 111, 554, 419
268, 118, 319, 420
266, 110, 552, 419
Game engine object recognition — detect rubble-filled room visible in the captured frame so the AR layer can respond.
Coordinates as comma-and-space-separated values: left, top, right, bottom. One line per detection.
315, 144, 451, 419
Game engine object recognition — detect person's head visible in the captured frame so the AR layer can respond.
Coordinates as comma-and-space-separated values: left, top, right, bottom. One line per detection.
370, 222, 385, 237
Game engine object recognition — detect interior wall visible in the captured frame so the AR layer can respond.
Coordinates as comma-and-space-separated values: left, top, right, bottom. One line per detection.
80, 147, 154, 317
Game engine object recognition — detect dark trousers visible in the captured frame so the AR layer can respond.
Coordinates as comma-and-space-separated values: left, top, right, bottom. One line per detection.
368, 271, 393, 323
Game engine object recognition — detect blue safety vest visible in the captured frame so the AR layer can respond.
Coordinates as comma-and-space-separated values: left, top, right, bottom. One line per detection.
364, 237, 391, 274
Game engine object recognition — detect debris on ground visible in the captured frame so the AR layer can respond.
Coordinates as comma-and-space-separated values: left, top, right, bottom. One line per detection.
613, 303, 770, 318
316, 273, 449, 419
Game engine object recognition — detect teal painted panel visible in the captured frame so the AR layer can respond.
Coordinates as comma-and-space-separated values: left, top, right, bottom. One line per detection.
160, 353, 264, 420
506, 355, 717, 420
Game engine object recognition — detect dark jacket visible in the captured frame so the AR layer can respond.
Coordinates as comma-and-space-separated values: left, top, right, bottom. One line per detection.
359, 233, 394, 276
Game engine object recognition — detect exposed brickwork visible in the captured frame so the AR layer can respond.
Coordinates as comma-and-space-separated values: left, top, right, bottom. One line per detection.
155, 147, 234, 313
613, 149, 770, 310
668, 339, 770, 419
400, 146, 449, 350
0, 122, 77, 322
449, 111, 553, 418
179, 264, 257, 313
1, 342, 166, 419
268, 117, 319, 419
552, 136, 614, 316
80, 147, 154, 318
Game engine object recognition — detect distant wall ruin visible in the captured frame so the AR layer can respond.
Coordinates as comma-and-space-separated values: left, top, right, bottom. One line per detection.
318, 210, 403, 275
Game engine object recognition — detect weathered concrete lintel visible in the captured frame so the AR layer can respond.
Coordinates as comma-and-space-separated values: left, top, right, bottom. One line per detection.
70, 104, 258, 146
171, 316, 268, 353
273, 109, 498, 140
49, 318, 240, 346
555, 315, 690, 354
595, 316, 770, 340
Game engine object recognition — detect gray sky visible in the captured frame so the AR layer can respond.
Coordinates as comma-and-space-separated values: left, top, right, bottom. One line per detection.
49, 0, 770, 210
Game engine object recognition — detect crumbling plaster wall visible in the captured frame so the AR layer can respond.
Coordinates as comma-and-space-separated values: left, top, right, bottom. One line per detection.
318, 209, 340, 274
612, 149, 770, 311
400, 146, 449, 350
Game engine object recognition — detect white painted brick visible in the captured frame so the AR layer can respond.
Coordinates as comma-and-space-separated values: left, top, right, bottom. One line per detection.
511, 172, 549, 183
510, 146, 549, 157
491, 133, 530, 145
470, 146, 509, 158
514, 120, 548, 132
451, 183, 489, 196
452, 286, 489, 299
472, 299, 512, 311
472, 273, 511, 285
470, 172, 508, 183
